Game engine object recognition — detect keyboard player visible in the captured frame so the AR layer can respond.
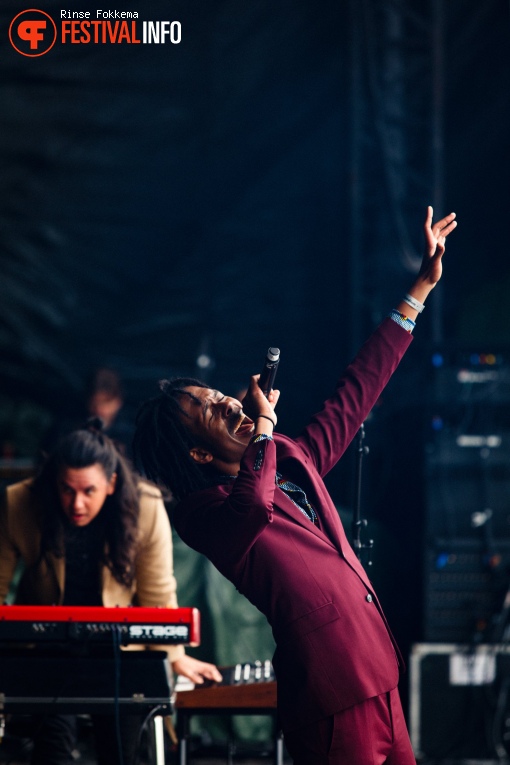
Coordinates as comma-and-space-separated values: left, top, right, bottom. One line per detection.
0, 420, 221, 765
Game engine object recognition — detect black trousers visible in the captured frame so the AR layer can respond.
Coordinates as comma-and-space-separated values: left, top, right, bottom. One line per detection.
31, 712, 144, 765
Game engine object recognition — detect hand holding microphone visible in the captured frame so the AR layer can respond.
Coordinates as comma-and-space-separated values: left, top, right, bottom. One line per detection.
241, 347, 280, 432
252, 347, 280, 432
258, 347, 280, 397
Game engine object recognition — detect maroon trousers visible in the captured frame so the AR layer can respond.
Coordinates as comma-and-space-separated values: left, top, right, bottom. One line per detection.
283, 688, 416, 765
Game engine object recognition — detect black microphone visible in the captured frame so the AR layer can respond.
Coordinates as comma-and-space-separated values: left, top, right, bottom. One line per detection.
258, 347, 280, 397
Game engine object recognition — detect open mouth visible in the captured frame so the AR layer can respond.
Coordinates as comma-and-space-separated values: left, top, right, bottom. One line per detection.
232, 413, 254, 437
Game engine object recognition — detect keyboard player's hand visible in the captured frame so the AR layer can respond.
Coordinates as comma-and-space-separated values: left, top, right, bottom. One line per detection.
171, 654, 223, 684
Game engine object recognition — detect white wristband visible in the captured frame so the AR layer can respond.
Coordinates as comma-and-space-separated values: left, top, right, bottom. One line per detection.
403, 293, 425, 313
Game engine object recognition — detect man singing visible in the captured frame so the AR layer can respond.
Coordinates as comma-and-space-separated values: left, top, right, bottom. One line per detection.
134, 207, 457, 764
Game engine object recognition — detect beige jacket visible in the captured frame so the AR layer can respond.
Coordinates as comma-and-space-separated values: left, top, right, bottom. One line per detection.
0, 478, 185, 663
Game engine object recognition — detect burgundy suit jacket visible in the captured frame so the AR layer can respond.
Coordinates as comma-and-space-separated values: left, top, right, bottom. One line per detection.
174, 318, 413, 731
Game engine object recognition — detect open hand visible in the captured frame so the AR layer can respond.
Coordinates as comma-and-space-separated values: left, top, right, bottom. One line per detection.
419, 206, 457, 286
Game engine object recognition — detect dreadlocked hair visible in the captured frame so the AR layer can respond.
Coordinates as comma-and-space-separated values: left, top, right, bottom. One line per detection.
133, 377, 215, 503
32, 418, 140, 588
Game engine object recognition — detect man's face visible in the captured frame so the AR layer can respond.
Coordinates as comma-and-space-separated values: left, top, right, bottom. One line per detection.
179, 386, 255, 473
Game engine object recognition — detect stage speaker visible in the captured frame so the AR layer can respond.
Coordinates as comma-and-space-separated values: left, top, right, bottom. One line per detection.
424, 429, 510, 541
424, 539, 510, 643
410, 643, 510, 762
422, 425, 510, 643
431, 352, 510, 405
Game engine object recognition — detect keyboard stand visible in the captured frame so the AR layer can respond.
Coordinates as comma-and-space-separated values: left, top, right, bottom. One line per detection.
175, 678, 283, 765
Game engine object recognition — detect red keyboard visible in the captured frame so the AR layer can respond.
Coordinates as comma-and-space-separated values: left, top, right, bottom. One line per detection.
0, 604, 200, 645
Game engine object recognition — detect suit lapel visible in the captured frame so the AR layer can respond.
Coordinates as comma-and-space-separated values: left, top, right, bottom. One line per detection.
274, 468, 373, 584
274, 486, 339, 550
274, 436, 375, 588
309, 479, 347, 551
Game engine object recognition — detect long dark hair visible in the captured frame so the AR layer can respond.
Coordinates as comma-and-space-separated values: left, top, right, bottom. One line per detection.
33, 419, 140, 587
133, 377, 214, 502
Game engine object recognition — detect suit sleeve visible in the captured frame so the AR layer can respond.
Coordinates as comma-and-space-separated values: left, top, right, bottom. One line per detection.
174, 437, 277, 568
293, 318, 413, 477
135, 489, 185, 662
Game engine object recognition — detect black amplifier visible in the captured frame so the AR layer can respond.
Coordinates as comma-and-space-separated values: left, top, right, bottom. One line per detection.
430, 350, 510, 404
410, 643, 510, 761
0, 648, 172, 714
424, 429, 510, 540
424, 539, 510, 643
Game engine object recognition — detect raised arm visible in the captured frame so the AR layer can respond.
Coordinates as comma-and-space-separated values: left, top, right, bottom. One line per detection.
294, 206, 458, 475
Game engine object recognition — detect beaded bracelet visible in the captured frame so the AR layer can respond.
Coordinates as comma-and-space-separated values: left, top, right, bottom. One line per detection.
389, 309, 416, 334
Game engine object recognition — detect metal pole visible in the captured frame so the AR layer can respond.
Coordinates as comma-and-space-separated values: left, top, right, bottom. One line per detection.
153, 715, 166, 765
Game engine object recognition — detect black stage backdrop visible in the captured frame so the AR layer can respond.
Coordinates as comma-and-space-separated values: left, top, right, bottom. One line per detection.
1, 0, 510, 728
2, 1, 508, 443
